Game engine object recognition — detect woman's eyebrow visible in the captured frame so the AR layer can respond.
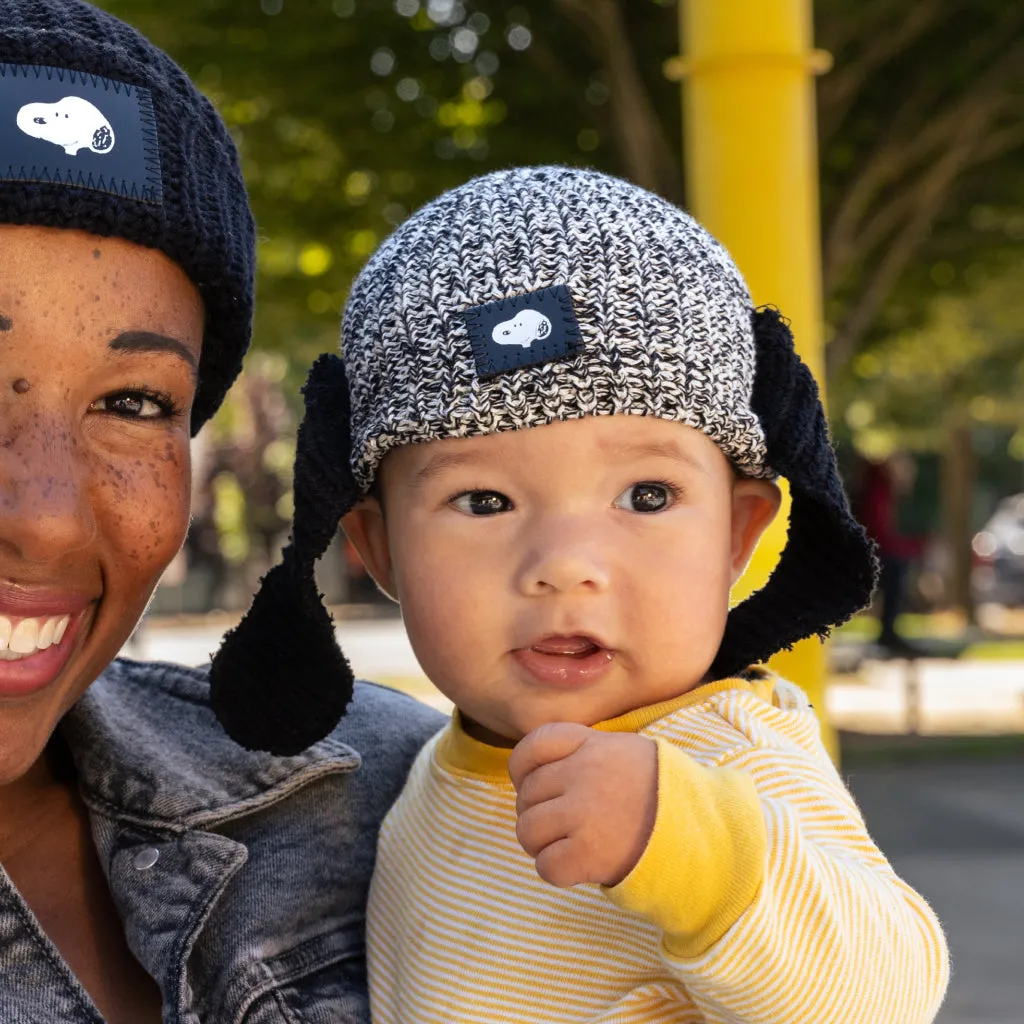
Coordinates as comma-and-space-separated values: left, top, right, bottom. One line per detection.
109, 330, 198, 372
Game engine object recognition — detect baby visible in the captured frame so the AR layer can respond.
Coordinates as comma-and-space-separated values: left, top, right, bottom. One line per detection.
213, 167, 949, 1023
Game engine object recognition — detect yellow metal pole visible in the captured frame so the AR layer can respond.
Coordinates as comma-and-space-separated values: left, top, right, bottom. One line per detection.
680, 0, 838, 758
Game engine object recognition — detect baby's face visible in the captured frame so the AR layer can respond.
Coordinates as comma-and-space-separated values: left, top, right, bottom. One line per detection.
345, 415, 779, 744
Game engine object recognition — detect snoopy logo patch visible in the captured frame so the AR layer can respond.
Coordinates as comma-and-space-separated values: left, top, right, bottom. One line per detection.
1, 62, 162, 203
17, 96, 115, 155
491, 309, 552, 348
461, 284, 584, 379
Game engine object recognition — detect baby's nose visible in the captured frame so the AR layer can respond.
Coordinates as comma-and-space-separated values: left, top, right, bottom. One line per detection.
516, 519, 611, 596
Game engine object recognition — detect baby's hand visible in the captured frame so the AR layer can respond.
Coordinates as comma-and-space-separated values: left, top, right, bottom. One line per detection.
508, 723, 658, 889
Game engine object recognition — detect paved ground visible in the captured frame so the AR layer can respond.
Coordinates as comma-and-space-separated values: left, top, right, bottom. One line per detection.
847, 759, 1024, 1024
128, 617, 1024, 1022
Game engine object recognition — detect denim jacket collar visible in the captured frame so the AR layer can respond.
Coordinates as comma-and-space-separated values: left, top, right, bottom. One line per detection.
52, 659, 362, 1023
2, 659, 443, 1023
62, 657, 361, 831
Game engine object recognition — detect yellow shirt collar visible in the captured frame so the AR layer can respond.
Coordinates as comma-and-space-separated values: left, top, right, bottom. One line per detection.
436, 673, 774, 779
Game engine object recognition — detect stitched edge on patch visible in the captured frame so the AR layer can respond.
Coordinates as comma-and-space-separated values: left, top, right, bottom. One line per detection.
0, 62, 163, 204
461, 284, 584, 379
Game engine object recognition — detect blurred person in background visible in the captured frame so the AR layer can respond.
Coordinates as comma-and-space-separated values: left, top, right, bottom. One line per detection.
853, 452, 925, 655
0, 3, 442, 1022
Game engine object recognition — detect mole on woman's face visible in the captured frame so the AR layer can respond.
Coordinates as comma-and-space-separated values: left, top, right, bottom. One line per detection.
0, 224, 204, 784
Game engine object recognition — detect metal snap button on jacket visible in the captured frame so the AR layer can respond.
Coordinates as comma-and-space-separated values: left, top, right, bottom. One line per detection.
132, 847, 160, 871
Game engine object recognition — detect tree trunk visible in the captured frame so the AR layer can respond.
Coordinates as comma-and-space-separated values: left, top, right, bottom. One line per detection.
942, 406, 976, 625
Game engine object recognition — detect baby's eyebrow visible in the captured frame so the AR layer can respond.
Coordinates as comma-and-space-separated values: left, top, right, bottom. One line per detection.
409, 450, 484, 489
602, 438, 709, 475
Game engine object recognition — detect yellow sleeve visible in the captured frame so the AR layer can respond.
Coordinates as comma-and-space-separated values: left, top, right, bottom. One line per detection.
605, 738, 767, 957
607, 725, 949, 1024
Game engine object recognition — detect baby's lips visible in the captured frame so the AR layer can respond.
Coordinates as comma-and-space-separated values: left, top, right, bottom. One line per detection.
529, 635, 602, 657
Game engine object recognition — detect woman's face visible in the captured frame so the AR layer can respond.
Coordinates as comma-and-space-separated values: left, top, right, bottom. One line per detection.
0, 225, 203, 784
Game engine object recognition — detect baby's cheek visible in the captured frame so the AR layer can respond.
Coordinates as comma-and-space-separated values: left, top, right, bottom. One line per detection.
399, 561, 487, 678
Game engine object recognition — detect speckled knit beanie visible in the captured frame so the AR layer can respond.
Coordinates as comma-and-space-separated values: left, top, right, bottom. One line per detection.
211, 166, 877, 755
0, 0, 255, 432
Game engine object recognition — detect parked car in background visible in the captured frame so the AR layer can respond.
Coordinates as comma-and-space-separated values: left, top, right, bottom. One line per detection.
973, 493, 1024, 607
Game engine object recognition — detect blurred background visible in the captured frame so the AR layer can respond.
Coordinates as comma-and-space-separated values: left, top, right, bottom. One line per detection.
98, 3, 1023, 1019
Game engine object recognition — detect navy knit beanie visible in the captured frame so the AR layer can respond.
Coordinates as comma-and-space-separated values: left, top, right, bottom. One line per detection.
0, 0, 255, 432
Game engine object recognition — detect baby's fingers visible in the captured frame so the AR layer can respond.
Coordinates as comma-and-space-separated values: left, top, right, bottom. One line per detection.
509, 722, 591, 789
514, 758, 569, 814
516, 798, 573, 859
534, 836, 587, 889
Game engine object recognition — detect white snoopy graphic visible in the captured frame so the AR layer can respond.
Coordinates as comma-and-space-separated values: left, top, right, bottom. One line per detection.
16, 96, 115, 156
491, 309, 552, 348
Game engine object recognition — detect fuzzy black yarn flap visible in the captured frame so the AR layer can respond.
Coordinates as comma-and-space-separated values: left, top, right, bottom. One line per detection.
210, 354, 359, 754
710, 308, 879, 680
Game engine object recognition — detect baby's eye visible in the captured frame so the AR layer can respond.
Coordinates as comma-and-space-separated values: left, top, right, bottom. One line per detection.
449, 490, 514, 516
90, 390, 175, 421
613, 482, 674, 514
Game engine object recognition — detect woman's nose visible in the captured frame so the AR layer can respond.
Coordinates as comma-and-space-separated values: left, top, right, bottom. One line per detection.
0, 418, 97, 562
516, 516, 611, 596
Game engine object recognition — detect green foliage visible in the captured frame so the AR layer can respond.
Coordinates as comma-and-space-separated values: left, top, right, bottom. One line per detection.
97, 0, 1024, 440
98, 0, 679, 399
836, 264, 1024, 455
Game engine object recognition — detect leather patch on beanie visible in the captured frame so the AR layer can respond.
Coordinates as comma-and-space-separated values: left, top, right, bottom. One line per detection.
0, 62, 162, 203
461, 284, 584, 379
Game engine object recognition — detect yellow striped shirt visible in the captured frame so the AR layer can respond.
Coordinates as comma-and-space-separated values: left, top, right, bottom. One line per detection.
368, 674, 949, 1023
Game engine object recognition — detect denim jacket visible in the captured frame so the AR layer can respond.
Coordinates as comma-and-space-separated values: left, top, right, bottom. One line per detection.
0, 658, 446, 1024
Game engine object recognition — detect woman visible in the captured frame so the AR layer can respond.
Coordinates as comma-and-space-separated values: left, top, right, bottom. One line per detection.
0, 3, 443, 1022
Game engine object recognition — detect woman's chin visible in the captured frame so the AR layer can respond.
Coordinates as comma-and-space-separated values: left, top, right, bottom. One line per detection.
0, 717, 59, 785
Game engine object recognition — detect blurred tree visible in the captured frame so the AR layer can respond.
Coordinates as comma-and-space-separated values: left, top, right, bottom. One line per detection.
97, 0, 1024, 616
816, 0, 1024, 377
97, 0, 1024, 398
836, 264, 1024, 617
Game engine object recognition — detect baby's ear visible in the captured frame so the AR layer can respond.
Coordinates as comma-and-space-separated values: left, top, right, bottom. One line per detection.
341, 497, 399, 602
729, 478, 782, 583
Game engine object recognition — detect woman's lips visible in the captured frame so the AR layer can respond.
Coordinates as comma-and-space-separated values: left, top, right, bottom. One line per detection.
0, 582, 93, 618
512, 634, 615, 688
0, 610, 87, 699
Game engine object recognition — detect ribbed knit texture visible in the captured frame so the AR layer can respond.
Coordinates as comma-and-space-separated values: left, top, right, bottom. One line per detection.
0, 0, 254, 430
368, 676, 949, 1024
343, 166, 769, 491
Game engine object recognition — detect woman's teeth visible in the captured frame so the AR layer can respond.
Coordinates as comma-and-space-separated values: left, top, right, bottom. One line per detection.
0, 614, 71, 659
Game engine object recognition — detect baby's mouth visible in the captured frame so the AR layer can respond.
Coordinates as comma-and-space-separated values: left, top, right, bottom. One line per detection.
529, 635, 604, 658
514, 634, 614, 687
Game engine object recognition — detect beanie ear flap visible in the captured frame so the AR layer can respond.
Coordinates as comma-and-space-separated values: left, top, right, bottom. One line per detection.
710, 308, 878, 681
210, 354, 360, 754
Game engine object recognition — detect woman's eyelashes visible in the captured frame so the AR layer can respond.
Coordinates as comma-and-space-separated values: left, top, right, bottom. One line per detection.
89, 387, 183, 422
613, 481, 680, 514
449, 489, 514, 516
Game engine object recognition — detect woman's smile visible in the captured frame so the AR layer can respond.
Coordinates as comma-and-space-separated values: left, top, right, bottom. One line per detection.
0, 224, 203, 781
0, 610, 89, 697
0, 586, 94, 697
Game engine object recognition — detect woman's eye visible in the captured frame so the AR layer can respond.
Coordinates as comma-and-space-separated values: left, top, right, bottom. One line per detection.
614, 482, 674, 514
91, 391, 173, 420
450, 490, 514, 516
